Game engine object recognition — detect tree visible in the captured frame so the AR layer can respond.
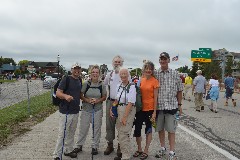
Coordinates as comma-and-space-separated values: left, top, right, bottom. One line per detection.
189, 62, 199, 78
0, 57, 16, 66
176, 65, 190, 74
18, 60, 29, 66
225, 56, 233, 75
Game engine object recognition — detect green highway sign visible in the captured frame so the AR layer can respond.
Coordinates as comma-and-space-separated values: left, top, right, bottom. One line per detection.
191, 48, 212, 62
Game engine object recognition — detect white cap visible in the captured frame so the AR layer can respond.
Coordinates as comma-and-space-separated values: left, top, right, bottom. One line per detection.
71, 62, 81, 69
196, 70, 202, 74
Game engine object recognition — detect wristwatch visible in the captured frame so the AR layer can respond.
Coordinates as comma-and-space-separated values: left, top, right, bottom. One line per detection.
178, 103, 182, 106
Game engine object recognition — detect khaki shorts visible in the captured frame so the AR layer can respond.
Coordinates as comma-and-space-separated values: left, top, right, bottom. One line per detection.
155, 111, 178, 133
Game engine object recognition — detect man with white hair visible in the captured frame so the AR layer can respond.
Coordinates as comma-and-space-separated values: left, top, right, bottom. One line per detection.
192, 70, 207, 112
104, 55, 130, 157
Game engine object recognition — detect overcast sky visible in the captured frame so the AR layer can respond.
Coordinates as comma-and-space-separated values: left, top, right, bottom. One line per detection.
0, 0, 240, 70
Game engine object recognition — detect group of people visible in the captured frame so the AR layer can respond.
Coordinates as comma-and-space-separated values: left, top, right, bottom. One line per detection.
183, 70, 236, 113
53, 52, 183, 160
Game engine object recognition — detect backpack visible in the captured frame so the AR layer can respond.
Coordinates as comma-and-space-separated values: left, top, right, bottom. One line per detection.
84, 80, 103, 97
52, 76, 82, 106
126, 82, 142, 112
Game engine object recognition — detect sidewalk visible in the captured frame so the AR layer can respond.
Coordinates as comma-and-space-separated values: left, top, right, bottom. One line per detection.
0, 105, 228, 160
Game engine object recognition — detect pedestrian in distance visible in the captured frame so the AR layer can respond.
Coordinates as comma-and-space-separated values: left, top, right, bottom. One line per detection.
224, 73, 236, 107
192, 70, 207, 112
103, 55, 130, 157
208, 74, 220, 113
155, 52, 183, 160
184, 74, 193, 101
53, 63, 82, 160
110, 68, 136, 160
133, 61, 159, 160
72, 65, 107, 156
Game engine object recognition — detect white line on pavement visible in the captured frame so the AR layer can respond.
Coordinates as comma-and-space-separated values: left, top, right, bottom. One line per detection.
178, 124, 240, 160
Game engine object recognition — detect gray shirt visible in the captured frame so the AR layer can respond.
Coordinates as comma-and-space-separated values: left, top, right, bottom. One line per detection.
193, 75, 207, 93
81, 80, 107, 112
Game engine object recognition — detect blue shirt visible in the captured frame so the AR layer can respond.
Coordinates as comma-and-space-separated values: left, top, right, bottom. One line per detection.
224, 77, 234, 88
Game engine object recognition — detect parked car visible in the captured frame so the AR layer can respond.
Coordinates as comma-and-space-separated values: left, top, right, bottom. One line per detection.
43, 76, 57, 89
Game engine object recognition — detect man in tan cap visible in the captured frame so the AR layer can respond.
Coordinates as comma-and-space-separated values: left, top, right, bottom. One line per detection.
192, 70, 207, 112
53, 63, 82, 160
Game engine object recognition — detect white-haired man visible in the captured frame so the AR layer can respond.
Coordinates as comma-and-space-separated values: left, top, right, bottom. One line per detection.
104, 55, 130, 157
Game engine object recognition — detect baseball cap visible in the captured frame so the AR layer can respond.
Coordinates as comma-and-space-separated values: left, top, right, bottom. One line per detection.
159, 52, 170, 59
196, 70, 202, 74
71, 63, 81, 69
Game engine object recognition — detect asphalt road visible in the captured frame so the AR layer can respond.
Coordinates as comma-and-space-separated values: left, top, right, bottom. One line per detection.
0, 83, 240, 159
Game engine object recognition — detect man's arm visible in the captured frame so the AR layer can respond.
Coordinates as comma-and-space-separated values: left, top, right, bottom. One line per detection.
177, 91, 183, 115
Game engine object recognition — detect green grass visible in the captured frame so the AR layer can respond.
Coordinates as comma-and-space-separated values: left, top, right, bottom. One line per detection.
0, 80, 17, 83
0, 91, 57, 146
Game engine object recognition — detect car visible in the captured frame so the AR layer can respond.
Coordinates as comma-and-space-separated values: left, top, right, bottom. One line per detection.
43, 76, 57, 89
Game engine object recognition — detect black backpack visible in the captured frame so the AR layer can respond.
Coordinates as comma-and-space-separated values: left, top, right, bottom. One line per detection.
52, 76, 82, 106
84, 80, 103, 97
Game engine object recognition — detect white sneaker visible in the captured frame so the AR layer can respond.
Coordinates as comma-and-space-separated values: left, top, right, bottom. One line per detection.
168, 152, 178, 160
155, 147, 166, 158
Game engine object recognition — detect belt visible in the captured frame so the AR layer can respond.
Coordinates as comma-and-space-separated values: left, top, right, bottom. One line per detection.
108, 97, 115, 101
118, 103, 126, 106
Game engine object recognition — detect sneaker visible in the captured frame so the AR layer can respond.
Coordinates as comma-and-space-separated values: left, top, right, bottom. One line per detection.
72, 145, 82, 153
64, 151, 77, 158
91, 148, 98, 155
155, 148, 166, 158
168, 152, 177, 160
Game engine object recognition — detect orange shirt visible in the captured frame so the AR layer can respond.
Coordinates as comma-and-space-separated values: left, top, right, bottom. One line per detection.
140, 76, 159, 111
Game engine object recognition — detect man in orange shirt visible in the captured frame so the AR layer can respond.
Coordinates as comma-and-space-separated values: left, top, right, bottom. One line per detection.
133, 61, 159, 160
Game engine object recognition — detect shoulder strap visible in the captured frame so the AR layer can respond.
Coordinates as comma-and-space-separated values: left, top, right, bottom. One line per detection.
84, 80, 91, 95
126, 82, 135, 93
64, 76, 70, 93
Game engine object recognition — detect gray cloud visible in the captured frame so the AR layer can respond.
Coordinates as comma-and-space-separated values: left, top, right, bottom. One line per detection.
0, 0, 240, 71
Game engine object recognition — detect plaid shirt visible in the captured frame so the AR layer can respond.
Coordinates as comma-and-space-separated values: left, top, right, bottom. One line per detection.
155, 68, 183, 110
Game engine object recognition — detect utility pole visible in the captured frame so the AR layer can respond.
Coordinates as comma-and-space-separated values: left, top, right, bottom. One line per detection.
220, 48, 228, 81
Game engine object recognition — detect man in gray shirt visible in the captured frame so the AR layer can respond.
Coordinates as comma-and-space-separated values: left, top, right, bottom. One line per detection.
192, 70, 207, 112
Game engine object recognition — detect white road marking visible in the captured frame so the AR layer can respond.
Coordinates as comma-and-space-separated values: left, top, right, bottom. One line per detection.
178, 124, 240, 160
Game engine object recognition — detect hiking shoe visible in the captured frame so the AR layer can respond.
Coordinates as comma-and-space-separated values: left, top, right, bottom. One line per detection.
104, 142, 114, 155
233, 101, 236, 107
72, 145, 82, 153
92, 148, 98, 155
114, 156, 122, 160
155, 148, 166, 158
168, 152, 178, 160
53, 157, 60, 160
64, 151, 77, 158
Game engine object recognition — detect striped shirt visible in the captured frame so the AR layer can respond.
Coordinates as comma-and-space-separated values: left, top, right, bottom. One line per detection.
155, 68, 183, 110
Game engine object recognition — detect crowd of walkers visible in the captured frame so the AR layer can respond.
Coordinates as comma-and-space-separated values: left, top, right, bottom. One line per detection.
52, 52, 237, 160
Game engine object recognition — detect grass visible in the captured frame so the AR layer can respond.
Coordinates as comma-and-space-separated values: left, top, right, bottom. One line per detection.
0, 80, 17, 83
0, 91, 58, 147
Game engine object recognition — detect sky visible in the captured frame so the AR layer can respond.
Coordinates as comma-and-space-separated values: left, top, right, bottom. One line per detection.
0, 0, 240, 71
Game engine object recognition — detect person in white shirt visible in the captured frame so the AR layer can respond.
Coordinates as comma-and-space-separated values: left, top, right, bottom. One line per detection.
103, 55, 130, 156
208, 74, 220, 113
111, 68, 136, 160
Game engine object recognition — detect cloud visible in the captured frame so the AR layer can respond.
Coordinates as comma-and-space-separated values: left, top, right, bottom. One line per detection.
0, 0, 240, 71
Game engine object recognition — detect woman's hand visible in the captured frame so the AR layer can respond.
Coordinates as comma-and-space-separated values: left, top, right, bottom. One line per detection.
151, 111, 156, 122
110, 108, 115, 118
